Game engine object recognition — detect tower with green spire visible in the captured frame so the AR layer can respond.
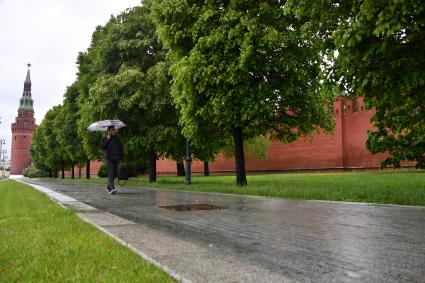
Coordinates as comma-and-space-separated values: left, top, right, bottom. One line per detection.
10, 64, 37, 175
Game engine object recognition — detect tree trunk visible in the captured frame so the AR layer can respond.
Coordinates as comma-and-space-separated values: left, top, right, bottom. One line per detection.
61, 160, 65, 179
185, 140, 192, 185
204, 161, 210, 176
86, 159, 90, 179
233, 127, 247, 186
78, 163, 82, 179
176, 161, 185, 176
71, 161, 75, 179
148, 151, 157, 183
48, 170, 52, 178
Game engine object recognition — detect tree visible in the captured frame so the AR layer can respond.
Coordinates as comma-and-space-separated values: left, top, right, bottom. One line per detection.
30, 124, 52, 176
222, 135, 272, 161
30, 105, 66, 176
150, 0, 335, 185
75, 6, 190, 182
55, 83, 87, 178
328, 0, 425, 168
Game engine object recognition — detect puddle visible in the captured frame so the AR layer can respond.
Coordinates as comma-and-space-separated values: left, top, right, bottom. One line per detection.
159, 204, 225, 212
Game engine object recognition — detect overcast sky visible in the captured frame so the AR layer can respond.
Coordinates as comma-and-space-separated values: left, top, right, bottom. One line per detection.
0, 0, 140, 160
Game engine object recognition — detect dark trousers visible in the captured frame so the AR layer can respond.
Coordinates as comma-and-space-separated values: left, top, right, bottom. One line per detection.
105, 159, 118, 190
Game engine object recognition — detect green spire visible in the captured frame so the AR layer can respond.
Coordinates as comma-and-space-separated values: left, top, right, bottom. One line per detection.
25, 69, 31, 83
19, 66, 34, 111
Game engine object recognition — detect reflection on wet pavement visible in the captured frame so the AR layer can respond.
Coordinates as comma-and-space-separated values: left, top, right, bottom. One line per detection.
159, 203, 226, 211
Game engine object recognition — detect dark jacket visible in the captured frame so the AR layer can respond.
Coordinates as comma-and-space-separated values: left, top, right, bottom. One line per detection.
99, 136, 124, 162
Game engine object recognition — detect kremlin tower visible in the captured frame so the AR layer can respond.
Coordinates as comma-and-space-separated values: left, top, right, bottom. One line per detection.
10, 65, 37, 175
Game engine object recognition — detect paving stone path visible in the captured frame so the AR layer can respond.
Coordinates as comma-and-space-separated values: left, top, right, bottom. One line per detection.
21, 178, 425, 283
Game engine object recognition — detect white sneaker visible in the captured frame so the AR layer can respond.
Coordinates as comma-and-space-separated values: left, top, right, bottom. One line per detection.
109, 188, 117, 195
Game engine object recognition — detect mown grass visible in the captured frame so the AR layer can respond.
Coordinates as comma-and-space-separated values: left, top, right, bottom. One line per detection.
0, 180, 174, 283
43, 170, 425, 206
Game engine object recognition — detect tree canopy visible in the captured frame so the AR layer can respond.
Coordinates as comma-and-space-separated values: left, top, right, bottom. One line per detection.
56, 83, 86, 167
328, 0, 425, 168
30, 105, 66, 176
149, 0, 335, 185
30, 0, 425, 183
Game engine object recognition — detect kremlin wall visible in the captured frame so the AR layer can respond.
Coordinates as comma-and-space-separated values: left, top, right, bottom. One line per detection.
154, 96, 390, 174
72, 96, 405, 177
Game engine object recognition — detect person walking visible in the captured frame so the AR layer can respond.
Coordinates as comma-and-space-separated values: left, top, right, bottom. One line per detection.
99, 126, 124, 194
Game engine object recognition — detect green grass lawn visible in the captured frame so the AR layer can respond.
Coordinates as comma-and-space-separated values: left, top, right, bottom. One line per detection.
44, 170, 425, 206
0, 180, 174, 283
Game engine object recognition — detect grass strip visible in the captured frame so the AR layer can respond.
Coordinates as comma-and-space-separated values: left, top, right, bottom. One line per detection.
0, 180, 174, 283
45, 170, 425, 206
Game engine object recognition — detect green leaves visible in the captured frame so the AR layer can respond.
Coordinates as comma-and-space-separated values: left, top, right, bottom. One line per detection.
150, 0, 335, 184
75, 6, 192, 163
31, 6, 192, 171
33, 0, 425, 176
152, 0, 334, 139
222, 135, 272, 161
327, 0, 425, 168
30, 105, 66, 172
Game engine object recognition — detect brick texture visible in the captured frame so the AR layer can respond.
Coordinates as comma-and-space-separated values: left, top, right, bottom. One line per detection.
156, 97, 409, 175
10, 109, 36, 174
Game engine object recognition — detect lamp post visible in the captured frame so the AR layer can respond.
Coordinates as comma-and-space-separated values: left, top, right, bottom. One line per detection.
1, 150, 6, 179
185, 139, 192, 185
0, 139, 5, 179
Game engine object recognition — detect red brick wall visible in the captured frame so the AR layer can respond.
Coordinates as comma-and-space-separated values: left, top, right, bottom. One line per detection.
75, 97, 412, 176
10, 134, 34, 174
156, 97, 393, 175
341, 97, 388, 168
10, 110, 36, 175
65, 160, 103, 177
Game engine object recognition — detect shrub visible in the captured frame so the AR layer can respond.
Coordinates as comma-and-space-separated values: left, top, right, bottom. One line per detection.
97, 161, 148, 178
23, 166, 49, 178
97, 164, 108, 178
126, 161, 148, 177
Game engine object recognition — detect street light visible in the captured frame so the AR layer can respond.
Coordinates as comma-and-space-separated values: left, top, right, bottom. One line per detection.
1, 150, 6, 179
185, 139, 192, 185
0, 116, 5, 179
0, 139, 5, 179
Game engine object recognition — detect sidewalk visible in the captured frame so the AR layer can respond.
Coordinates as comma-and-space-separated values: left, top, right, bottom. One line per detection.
21, 178, 425, 283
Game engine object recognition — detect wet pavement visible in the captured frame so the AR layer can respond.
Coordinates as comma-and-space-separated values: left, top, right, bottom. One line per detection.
22, 178, 425, 282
